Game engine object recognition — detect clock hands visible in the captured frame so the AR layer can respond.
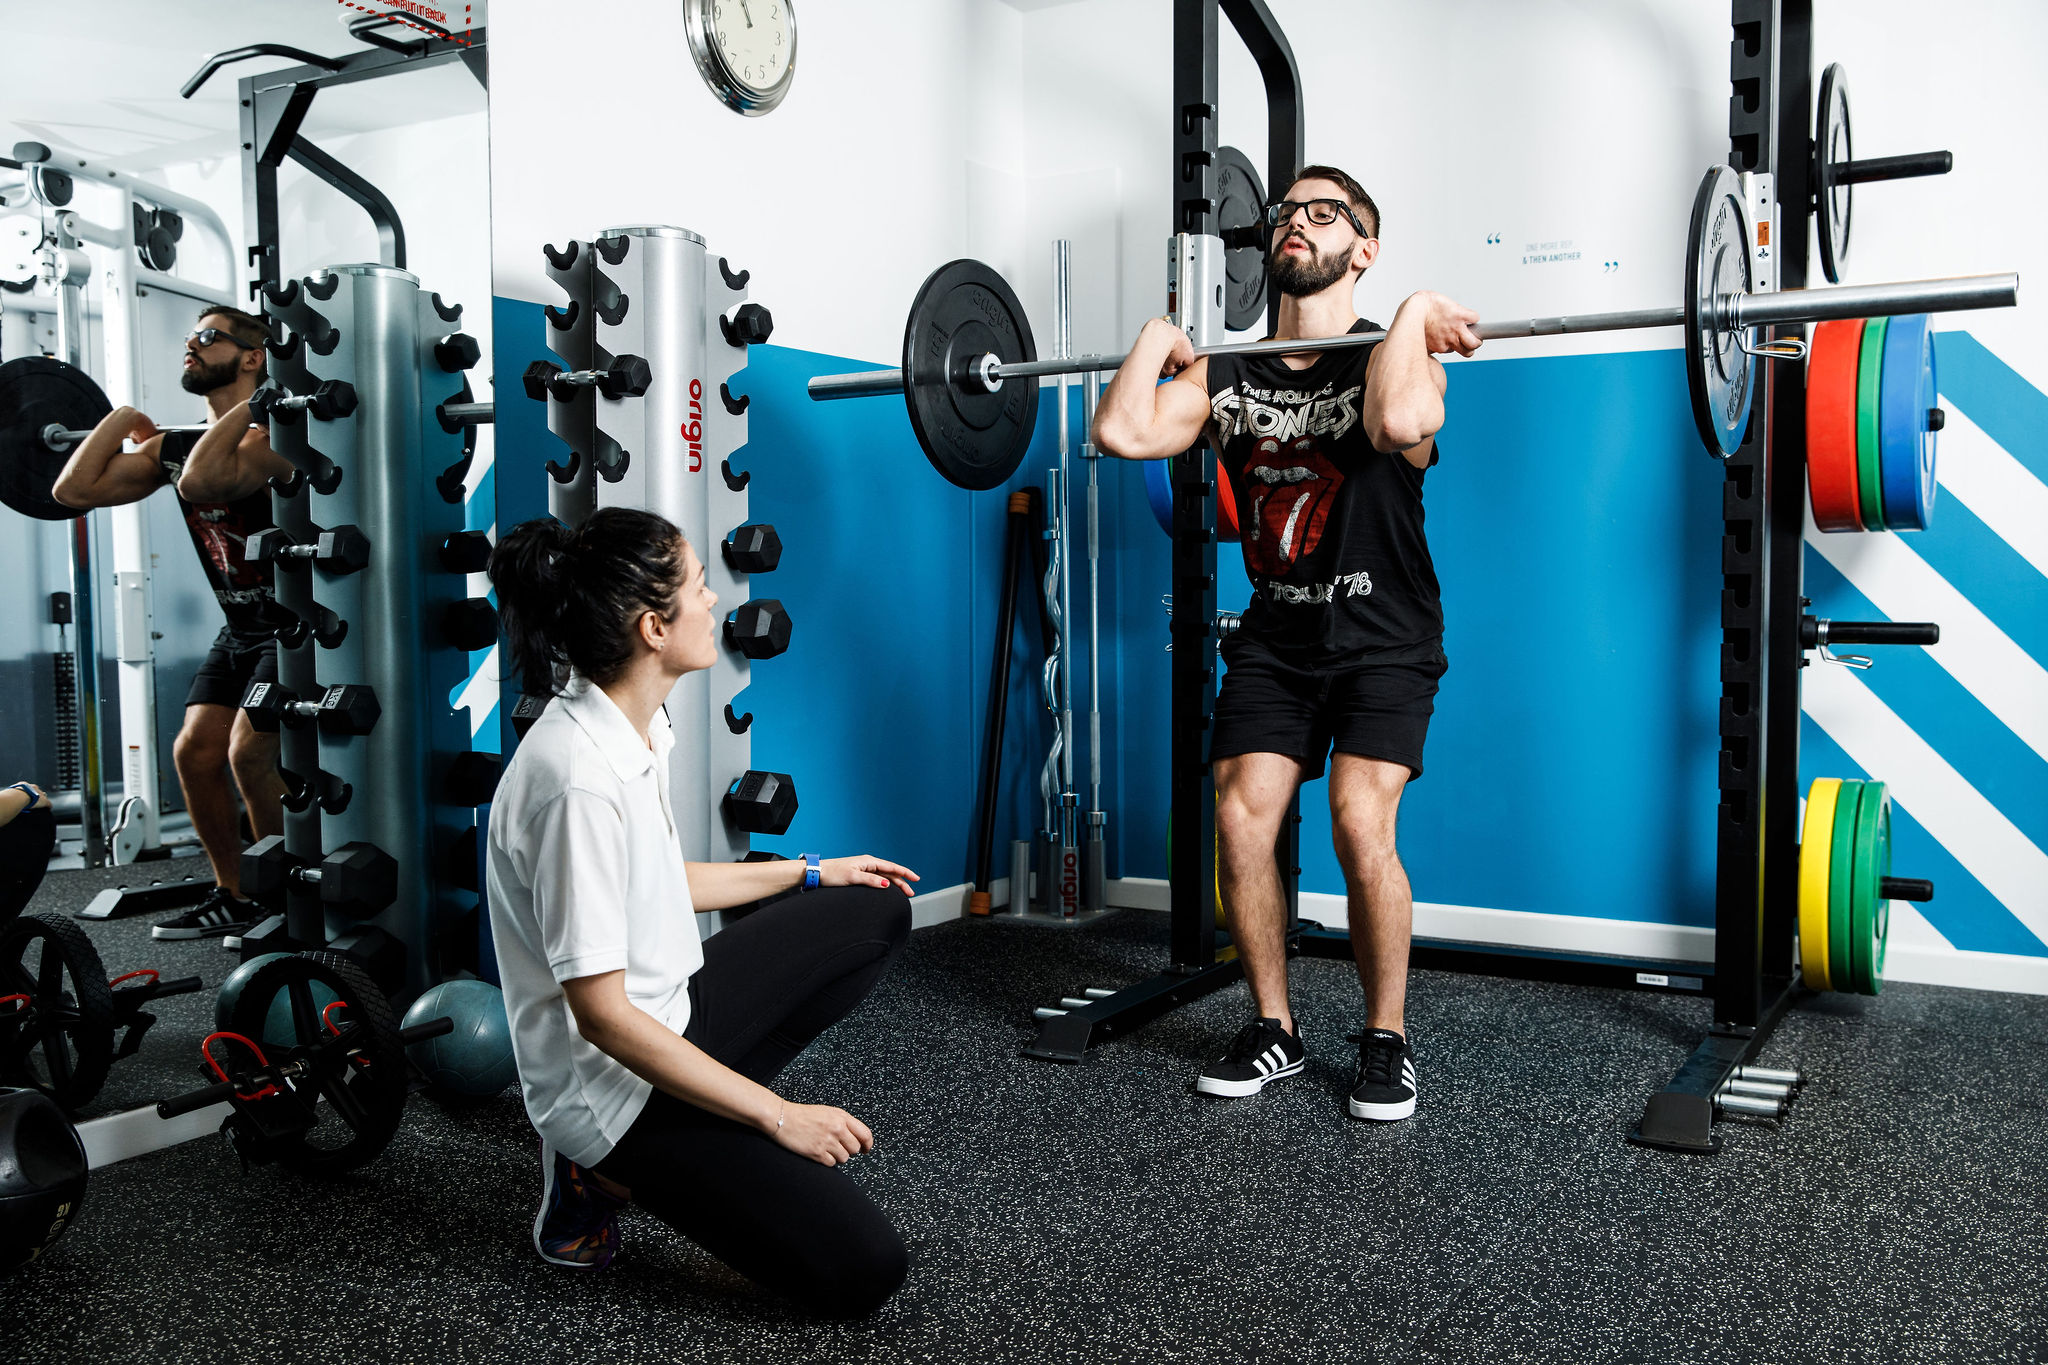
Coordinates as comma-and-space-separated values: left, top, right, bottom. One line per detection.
738, 0, 755, 28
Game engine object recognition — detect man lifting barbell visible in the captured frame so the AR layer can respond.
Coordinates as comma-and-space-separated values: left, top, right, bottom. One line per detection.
49, 307, 297, 942
1094, 165, 1471, 1123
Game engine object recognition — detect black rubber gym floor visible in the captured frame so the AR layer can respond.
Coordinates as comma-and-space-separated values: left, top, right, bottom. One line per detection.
8, 863, 2046, 1364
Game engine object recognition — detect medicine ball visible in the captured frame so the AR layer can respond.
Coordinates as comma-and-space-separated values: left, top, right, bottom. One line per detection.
214, 952, 294, 1034
216, 953, 342, 1048
0, 1088, 88, 1275
403, 979, 517, 1098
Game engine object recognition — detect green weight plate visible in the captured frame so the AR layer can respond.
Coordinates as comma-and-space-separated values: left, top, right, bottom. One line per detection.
1828, 779, 1863, 990
1852, 781, 1890, 996
1856, 316, 1891, 531
1872, 793, 1892, 991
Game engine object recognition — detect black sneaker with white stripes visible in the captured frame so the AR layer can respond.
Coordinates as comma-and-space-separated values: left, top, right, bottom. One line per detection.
1348, 1028, 1417, 1121
1194, 1017, 1305, 1097
152, 887, 260, 941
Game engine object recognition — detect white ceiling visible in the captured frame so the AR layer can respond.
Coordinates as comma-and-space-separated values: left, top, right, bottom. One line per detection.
1, 2, 487, 174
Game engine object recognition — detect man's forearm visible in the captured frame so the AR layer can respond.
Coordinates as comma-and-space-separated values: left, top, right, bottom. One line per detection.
178, 406, 252, 499
51, 427, 126, 506
1095, 328, 1192, 458
1362, 309, 1443, 450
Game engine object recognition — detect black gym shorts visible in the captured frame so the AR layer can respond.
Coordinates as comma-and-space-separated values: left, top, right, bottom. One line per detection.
1209, 631, 1448, 781
185, 625, 280, 710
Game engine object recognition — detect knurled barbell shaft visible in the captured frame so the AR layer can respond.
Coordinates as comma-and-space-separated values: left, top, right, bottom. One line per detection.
42, 420, 220, 453
806, 271, 2018, 402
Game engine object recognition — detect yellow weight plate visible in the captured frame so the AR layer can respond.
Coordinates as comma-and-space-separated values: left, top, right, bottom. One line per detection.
1798, 779, 1842, 991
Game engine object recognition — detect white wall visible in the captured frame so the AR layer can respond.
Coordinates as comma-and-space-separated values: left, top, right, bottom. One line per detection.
485, 0, 1026, 363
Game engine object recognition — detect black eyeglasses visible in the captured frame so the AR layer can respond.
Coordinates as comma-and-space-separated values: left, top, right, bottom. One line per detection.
1263, 198, 1371, 237
186, 327, 259, 351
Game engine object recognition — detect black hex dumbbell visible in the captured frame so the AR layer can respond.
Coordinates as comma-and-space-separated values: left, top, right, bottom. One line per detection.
241, 835, 398, 919
443, 598, 499, 651
722, 523, 782, 574
724, 770, 798, 835
249, 379, 357, 426
434, 332, 482, 372
722, 303, 774, 347
536, 354, 653, 400
522, 359, 562, 403
245, 524, 370, 576
440, 530, 493, 575
442, 751, 502, 806
725, 600, 792, 659
241, 681, 379, 736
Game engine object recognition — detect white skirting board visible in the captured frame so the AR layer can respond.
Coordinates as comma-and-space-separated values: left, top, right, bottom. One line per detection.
912, 878, 2048, 997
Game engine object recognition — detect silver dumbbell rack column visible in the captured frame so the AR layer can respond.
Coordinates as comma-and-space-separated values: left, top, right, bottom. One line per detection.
531, 229, 762, 923
258, 266, 481, 993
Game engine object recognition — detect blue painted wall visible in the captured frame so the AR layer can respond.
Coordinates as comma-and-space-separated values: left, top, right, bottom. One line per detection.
490, 303, 2046, 957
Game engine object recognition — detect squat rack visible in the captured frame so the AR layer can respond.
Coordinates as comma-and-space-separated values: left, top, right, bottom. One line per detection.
1028, 0, 1947, 1154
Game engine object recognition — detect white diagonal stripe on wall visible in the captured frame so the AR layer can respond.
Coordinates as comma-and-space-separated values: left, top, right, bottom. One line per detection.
1803, 662, 2048, 949
1807, 510, 2048, 763
457, 643, 500, 734
1932, 406, 2048, 582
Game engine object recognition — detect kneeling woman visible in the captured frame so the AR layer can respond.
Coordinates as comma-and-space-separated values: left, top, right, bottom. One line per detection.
486, 508, 917, 1317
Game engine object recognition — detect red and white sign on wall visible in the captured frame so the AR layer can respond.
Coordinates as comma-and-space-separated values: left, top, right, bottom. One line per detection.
331, 0, 486, 46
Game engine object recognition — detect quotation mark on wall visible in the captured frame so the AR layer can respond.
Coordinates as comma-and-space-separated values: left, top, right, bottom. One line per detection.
1603, 260, 1621, 273
1485, 233, 1502, 245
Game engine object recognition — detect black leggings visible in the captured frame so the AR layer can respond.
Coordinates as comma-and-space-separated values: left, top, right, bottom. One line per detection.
0, 808, 55, 922
595, 885, 912, 1317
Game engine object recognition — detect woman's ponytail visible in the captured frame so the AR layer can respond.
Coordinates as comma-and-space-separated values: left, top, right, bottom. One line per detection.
487, 508, 688, 694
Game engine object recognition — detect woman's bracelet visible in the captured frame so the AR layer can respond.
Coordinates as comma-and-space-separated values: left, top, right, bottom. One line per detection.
6, 783, 40, 811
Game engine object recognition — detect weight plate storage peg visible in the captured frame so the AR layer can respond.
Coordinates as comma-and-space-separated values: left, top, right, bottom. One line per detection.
1683, 165, 1756, 458
0, 357, 111, 521
1877, 313, 1939, 530
1806, 320, 1865, 532
1855, 316, 1892, 531
900, 259, 1041, 492
1798, 777, 1843, 991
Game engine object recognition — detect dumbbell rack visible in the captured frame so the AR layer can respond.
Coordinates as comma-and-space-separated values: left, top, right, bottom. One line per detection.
251, 265, 490, 993
526, 228, 785, 909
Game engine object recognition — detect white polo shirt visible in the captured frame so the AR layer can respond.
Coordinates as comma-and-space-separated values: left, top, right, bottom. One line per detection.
485, 676, 703, 1166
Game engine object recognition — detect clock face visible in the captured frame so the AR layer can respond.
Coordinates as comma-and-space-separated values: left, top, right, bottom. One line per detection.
709, 0, 792, 94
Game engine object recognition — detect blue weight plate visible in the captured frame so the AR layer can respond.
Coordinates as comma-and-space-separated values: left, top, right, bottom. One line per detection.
1144, 457, 1174, 536
1878, 312, 1938, 531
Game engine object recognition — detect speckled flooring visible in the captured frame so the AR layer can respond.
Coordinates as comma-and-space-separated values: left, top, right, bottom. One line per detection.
6, 865, 2046, 1364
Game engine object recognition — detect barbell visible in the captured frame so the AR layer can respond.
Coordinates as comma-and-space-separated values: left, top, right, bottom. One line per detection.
805, 165, 2019, 491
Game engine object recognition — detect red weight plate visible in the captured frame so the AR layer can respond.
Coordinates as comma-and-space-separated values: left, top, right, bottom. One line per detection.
1807, 318, 1865, 532
1216, 461, 1241, 543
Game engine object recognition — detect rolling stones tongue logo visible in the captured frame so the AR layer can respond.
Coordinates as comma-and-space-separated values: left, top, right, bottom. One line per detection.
1242, 437, 1344, 576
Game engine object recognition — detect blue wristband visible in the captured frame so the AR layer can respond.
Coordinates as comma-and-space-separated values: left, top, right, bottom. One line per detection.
8, 783, 39, 812
801, 853, 821, 892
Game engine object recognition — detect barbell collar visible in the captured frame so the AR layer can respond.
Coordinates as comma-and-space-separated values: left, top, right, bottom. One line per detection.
807, 271, 2018, 402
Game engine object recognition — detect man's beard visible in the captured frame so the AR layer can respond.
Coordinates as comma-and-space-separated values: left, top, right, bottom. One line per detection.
180, 355, 240, 395
1268, 235, 1351, 297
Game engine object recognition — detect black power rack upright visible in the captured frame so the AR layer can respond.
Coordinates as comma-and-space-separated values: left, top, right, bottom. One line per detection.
178, 13, 487, 304
1027, 0, 1950, 1156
